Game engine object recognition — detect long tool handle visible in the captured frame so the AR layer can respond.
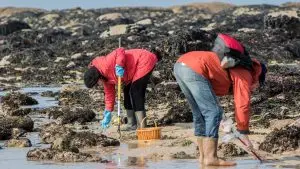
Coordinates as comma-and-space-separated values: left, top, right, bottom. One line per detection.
117, 37, 122, 139
117, 77, 121, 116
237, 137, 263, 163
117, 76, 121, 138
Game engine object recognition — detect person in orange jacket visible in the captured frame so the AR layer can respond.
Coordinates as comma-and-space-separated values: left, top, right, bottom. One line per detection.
173, 34, 267, 166
84, 48, 159, 130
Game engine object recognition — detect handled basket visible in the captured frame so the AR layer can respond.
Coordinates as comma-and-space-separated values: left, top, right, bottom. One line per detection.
136, 117, 161, 140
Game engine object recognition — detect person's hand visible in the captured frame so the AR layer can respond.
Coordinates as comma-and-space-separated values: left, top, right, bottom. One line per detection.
101, 110, 112, 129
115, 65, 124, 77
240, 134, 254, 151
220, 118, 234, 133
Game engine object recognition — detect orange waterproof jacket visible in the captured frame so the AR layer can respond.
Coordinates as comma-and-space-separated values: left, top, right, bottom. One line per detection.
90, 48, 157, 111
177, 51, 262, 132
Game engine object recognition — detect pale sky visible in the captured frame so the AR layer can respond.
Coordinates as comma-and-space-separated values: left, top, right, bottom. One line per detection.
0, 0, 297, 10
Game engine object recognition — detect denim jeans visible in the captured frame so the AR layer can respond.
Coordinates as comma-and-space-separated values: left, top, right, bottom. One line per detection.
174, 63, 223, 138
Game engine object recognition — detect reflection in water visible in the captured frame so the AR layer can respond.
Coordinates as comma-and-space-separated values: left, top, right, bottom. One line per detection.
127, 140, 158, 149
127, 156, 147, 167
200, 164, 236, 169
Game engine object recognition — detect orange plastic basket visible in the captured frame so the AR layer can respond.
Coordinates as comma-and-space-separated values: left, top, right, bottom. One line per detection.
136, 118, 161, 140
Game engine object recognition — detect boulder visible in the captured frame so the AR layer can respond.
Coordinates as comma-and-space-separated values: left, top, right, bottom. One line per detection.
264, 10, 300, 36
4, 138, 32, 147
0, 20, 31, 35
0, 116, 34, 140
70, 53, 84, 60
70, 131, 120, 148
27, 148, 105, 162
0, 92, 37, 116
11, 128, 27, 138
66, 61, 76, 69
100, 24, 129, 38
136, 19, 153, 25
40, 123, 75, 144
69, 24, 92, 36
41, 91, 59, 97
171, 151, 195, 159
58, 86, 93, 107
40, 123, 120, 148
2, 107, 32, 116
218, 143, 248, 157
97, 13, 124, 21
259, 125, 300, 153
44, 106, 95, 124
52, 151, 103, 162
150, 71, 162, 85
285, 40, 300, 58
0, 55, 11, 66
1, 92, 38, 106
41, 13, 60, 22
27, 148, 56, 161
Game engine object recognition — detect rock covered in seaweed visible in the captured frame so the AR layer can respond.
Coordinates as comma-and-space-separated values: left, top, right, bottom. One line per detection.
259, 125, 300, 153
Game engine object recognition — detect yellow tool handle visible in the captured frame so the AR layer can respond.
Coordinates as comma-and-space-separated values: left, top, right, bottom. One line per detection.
117, 76, 121, 100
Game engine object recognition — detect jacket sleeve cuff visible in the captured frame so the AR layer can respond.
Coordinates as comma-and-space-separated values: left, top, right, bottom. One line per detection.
105, 104, 114, 112
237, 129, 250, 135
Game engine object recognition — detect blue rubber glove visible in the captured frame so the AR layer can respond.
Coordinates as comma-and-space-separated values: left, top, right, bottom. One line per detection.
101, 110, 112, 129
115, 65, 124, 77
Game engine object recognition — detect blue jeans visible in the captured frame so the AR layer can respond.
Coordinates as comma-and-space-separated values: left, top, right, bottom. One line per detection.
174, 63, 223, 138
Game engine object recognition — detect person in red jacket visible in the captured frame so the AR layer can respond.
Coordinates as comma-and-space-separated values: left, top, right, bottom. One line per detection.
84, 48, 159, 130
174, 34, 267, 166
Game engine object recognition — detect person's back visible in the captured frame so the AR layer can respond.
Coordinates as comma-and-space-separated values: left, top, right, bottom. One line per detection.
177, 51, 231, 96
91, 48, 157, 85
125, 49, 157, 82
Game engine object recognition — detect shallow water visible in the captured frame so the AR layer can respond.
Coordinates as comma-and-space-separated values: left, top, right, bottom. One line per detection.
0, 87, 292, 169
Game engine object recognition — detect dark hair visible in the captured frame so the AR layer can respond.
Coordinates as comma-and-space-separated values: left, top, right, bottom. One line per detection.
84, 66, 106, 88
259, 63, 267, 87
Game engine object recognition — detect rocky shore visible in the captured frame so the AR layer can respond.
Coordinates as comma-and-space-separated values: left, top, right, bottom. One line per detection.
0, 2, 300, 164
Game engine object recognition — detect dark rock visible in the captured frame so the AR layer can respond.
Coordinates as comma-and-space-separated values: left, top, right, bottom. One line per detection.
264, 13, 300, 37
27, 148, 56, 161
43, 106, 95, 124
259, 125, 300, 153
11, 128, 27, 138
159, 102, 192, 125
58, 86, 93, 107
218, 142, 248, 157
171, 151, 195, 159
150, 71, 162, 84
285, 40, 300, 58
4, 138, 32, 147
70, 131, 120, 148
211, 5, 276, 32
8, 108, 32, 116
52, 151, 103, 162
0, 20, 31, 35
40, 123, 120, 149
52, 137, 79, 152
0, 116, 34, 140
27, 148, 105, 162
1, 92, 38, 106
0, 100, 32, 116
41, 91, 59, 97
40, 123, 75, 144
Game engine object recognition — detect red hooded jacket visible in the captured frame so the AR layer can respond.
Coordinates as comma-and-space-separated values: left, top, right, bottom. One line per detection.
90, 48, 157, 111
